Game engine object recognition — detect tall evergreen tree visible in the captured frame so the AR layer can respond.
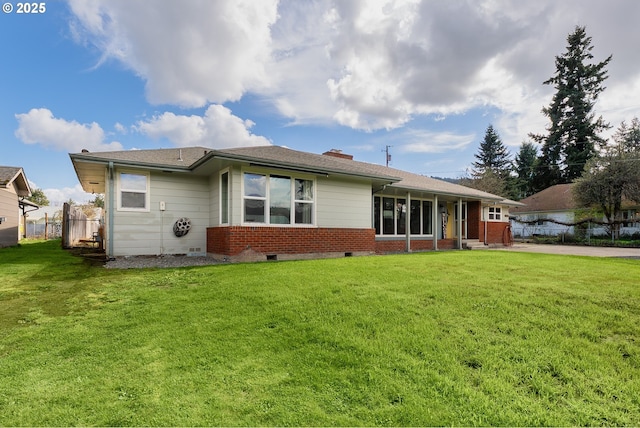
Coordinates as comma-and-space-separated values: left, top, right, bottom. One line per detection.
471, 124, 511, 178
531, 26, 611, 191
464, 125, 514, 198
513, 141, 538, 199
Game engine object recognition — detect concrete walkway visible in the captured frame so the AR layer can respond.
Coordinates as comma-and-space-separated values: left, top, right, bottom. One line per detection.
491, 243, 640, 258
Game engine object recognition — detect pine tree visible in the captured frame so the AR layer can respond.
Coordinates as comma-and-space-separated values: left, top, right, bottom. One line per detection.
531, 26, 611, 191
471, 125, 511, 178
513, 141, 538, 199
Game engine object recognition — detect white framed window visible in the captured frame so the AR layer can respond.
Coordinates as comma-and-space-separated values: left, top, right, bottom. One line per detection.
488, 206, 502, 221
220, 170, 229, 224
242, 172, 314, 225
117, 171, 149, 211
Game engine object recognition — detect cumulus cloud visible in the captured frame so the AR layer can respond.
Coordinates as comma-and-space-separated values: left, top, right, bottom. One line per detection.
43, 183, 95, 205
15, 108, 123, 152
67, 0, 640, 141
68, 0, 278, 107
136, 104, 271, 148
399, 129, 476, 154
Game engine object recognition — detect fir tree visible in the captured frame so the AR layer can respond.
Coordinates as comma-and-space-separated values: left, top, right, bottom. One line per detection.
471, 124, 511, 178
531, 26, 611, 191
513, 141, 538, 199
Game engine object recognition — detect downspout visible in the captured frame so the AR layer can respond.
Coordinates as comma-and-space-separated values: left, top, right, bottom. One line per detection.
405, 192, 411, 252
108, 161, 115, 257
433, 195, 438, 251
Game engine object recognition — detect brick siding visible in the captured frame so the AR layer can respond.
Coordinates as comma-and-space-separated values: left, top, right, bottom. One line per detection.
481, 222, 510, 245
207, 226, 376, 256
373, 239, 455, 253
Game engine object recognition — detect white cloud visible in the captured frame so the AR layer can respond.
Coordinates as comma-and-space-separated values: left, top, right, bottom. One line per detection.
66, 0, 640, 142
399, 129, 476, 154
68, 0, 278, 107
136, 104, 271, 148
43, 183, 96, 205
15, 108, 123, 152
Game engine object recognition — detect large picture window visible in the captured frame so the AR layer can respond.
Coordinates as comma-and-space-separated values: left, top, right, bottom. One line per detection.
119, 172, 149, 211
243, 172, 314, 225
374, 196, 432, 236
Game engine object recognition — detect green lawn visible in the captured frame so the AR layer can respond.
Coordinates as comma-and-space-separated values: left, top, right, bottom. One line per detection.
1, 240, 639, 426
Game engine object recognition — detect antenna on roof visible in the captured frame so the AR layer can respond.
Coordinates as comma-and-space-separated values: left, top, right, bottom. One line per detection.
382, 145, 392, 167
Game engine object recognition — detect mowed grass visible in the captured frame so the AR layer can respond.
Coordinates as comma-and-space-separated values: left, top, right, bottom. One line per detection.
0, 240, 639, 426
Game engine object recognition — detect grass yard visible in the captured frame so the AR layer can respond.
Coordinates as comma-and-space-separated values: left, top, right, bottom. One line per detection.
1, 240, 639, 426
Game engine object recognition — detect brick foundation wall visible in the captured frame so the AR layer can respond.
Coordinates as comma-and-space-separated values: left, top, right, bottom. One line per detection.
481, 222, 510, 244
207, 226, 376, 256
374, 238, 455, 253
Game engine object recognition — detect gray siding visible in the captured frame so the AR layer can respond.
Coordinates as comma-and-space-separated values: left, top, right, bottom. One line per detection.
112, 171, 209, 256
0, 186, 19, 248
316, 176, 372, 228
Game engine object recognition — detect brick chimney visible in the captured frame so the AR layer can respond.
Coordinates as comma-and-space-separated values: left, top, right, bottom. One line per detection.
322, 149, 353, 160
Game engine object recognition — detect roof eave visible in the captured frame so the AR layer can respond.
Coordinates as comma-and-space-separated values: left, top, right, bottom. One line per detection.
197, 151, 402, 182
70, 154, 192, 173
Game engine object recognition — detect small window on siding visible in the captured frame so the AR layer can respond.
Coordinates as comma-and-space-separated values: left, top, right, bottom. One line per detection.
488, 206, 502, 221
119, 172, 149, 211
220, 171, 229, 224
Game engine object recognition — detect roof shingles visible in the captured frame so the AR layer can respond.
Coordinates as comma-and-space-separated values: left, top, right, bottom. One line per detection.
71, 145, 509, 201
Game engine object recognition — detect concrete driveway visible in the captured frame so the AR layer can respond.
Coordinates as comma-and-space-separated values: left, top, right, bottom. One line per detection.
492, 243, 640, 258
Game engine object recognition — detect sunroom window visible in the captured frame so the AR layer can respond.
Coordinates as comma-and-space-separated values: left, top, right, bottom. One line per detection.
374, 196, 433, 235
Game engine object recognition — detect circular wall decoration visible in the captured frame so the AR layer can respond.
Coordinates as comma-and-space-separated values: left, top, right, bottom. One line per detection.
173, 217, 191, 237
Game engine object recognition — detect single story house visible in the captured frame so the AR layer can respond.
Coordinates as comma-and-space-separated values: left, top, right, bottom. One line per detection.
69, 145, 519, 260
510, 183, 640, 238
0, 166, 35, 248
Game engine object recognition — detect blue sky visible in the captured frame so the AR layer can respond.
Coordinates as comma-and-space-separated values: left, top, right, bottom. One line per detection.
2, 0, 640, 205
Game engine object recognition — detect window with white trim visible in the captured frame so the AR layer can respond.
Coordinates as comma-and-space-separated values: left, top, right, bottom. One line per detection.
243, 172, 314, 225
488, 206, 501, 221
220, 170, 229, 224
118, 172, 149, 211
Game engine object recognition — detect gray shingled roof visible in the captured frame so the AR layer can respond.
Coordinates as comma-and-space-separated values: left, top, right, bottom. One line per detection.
71, 147, 211, 169
0, 166, 30, 196
0, 166, 21, 186
210, 146, 507, 201
70, 145, 511, 201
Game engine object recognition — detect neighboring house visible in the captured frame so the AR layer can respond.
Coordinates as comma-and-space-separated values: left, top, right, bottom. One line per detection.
69, 146, 520, 260
0, 166, 34, 248
510, 183, 640, 237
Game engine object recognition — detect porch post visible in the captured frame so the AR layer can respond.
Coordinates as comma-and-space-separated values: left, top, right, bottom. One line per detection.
406, 192, 411, 252
433, 195, 438, 250
457, 197, 463, 249
107, 161, 114, 257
